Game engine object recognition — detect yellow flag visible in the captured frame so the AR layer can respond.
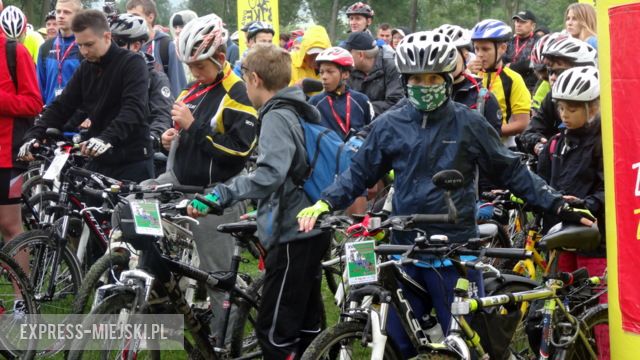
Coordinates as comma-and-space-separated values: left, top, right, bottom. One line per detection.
237, 0, 280, 54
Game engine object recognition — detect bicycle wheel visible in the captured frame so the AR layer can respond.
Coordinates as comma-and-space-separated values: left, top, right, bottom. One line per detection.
301, 320, 403, 360
2, 229, 83, 316
563, 303, 608, 360
67, 291, 161, 360
71, 252, 130, 314
507, 208, 527, 248
229, 274, 263, 357
0, 252, 38, 360
21, 191, 59, 230
22, 174, 54, 200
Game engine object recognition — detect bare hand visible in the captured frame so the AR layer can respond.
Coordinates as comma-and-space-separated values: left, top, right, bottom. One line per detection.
80, 119, 92, 129
161, 128, 178, 151
534, 137, 548, 155
467, 58, 482, 74
171, 101, 194, 130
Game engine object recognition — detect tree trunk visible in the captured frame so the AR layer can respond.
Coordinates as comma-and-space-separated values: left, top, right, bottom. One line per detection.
22, 0, 34, 25
410, 0, 418, 32
328, 0, 340, 43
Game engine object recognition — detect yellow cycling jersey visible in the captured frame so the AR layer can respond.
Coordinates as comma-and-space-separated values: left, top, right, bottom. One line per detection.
481, 66, 531, 123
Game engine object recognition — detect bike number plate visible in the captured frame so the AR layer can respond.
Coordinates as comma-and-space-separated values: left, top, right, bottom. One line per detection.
345, 240, 378, 285
129, 199, 164, 237
42, 152, 70, 181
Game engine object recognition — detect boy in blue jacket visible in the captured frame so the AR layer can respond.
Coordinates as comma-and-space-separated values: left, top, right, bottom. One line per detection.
309, 46, 373, 138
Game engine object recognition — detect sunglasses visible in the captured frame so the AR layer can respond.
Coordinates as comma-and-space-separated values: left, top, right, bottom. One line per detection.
113, 37, 129, 48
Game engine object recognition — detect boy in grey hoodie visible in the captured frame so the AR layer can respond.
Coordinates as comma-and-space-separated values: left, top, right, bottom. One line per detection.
188, 44, 330, 360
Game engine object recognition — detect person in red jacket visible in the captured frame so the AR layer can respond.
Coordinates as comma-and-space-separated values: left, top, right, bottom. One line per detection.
0, 34, 42, 244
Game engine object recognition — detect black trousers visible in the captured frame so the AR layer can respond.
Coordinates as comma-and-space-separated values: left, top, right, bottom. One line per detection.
257, 233, 331, 360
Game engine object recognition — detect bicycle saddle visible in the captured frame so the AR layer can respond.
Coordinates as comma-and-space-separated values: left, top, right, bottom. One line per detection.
538, 223, 600, 252
217, 221, 257, 234
478, 222, 499, 238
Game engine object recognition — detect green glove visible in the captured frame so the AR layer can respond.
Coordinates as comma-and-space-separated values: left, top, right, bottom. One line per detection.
509, 193, 525, 204
297, 200, 331, 219
190, 192, 221, 215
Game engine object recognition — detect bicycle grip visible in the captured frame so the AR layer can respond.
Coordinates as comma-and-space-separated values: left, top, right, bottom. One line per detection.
474, 248, 533, 260
194, 193, 223, 215
411, 214, 455, 224
81, 187, 104, 200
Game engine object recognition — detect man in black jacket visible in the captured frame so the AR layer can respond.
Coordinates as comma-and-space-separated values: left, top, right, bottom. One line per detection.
20, 10, 153, 182
345, 31, 404, 117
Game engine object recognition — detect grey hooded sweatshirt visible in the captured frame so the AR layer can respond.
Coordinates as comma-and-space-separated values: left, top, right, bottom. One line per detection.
214, 86, 320, 249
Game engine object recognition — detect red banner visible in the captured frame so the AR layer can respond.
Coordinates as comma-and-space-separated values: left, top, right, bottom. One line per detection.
610, 3, 640, 334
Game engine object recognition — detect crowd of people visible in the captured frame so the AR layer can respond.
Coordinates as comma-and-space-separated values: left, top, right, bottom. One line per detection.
0, 0, 605, 358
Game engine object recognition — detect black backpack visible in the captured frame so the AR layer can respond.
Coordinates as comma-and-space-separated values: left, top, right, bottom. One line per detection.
6, 39, 18, 88
158, 36, 170, 74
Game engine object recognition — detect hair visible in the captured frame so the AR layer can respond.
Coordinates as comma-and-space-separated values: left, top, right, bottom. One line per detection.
56, 0, 83, 11
126, 0, 157, 25
565, 3, 597, 39
280, 33, 290, 42
244, 44, 291, 92
378, 23, 391, 31
71, 9, 110, 34
354, 47, 379, 59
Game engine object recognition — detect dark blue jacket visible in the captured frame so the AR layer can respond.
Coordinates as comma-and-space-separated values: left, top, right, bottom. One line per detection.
308, 87, 373, 138
322, 100, 563, 244
37, 34, 82, 105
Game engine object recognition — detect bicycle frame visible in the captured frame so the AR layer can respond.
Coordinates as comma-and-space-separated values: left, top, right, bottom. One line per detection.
445, 276, 601, 360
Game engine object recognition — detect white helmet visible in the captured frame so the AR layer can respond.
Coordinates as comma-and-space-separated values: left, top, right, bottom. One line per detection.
110, 14, 149, 43
436, 24, 471, 49
0, 5, 27, 40
395, 31, 458, 74
543, 36, 597, 66
177, 13, 228, 64
552, 66, 600, 102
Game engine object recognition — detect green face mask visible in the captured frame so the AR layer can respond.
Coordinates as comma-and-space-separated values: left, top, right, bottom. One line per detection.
407, 83, 448, 112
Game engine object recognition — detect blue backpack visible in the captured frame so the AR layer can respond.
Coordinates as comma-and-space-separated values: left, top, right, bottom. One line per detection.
298, 119, 363, 202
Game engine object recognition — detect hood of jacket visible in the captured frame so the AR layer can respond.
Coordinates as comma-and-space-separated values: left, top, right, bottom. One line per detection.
261, 86, 322, 124
290, 25, 331, 69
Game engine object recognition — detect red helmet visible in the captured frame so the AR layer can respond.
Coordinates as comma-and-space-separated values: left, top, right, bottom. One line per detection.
346, 2, 374, 18
316, 47, 354, 68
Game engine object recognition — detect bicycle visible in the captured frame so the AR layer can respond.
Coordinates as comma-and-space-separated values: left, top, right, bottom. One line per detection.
301, 215, 534, 360
302, 222, 605, 360
67, 189, 265, 359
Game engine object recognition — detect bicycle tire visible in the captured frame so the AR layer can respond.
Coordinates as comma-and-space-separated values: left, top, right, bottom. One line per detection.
0, 251, 38, 360
2, 229, 83, 316
301, 320, 403, 360
21, 174, 54, 199
561, 303, 608, 360
66, 292, 163, 360
71, 252, 130, 314
22, 191, 59, 230
229, 274, 263, 357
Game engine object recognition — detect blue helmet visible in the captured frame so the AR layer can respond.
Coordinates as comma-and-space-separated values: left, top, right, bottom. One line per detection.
470, 19, 512, 42
243, 21, 274, 40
